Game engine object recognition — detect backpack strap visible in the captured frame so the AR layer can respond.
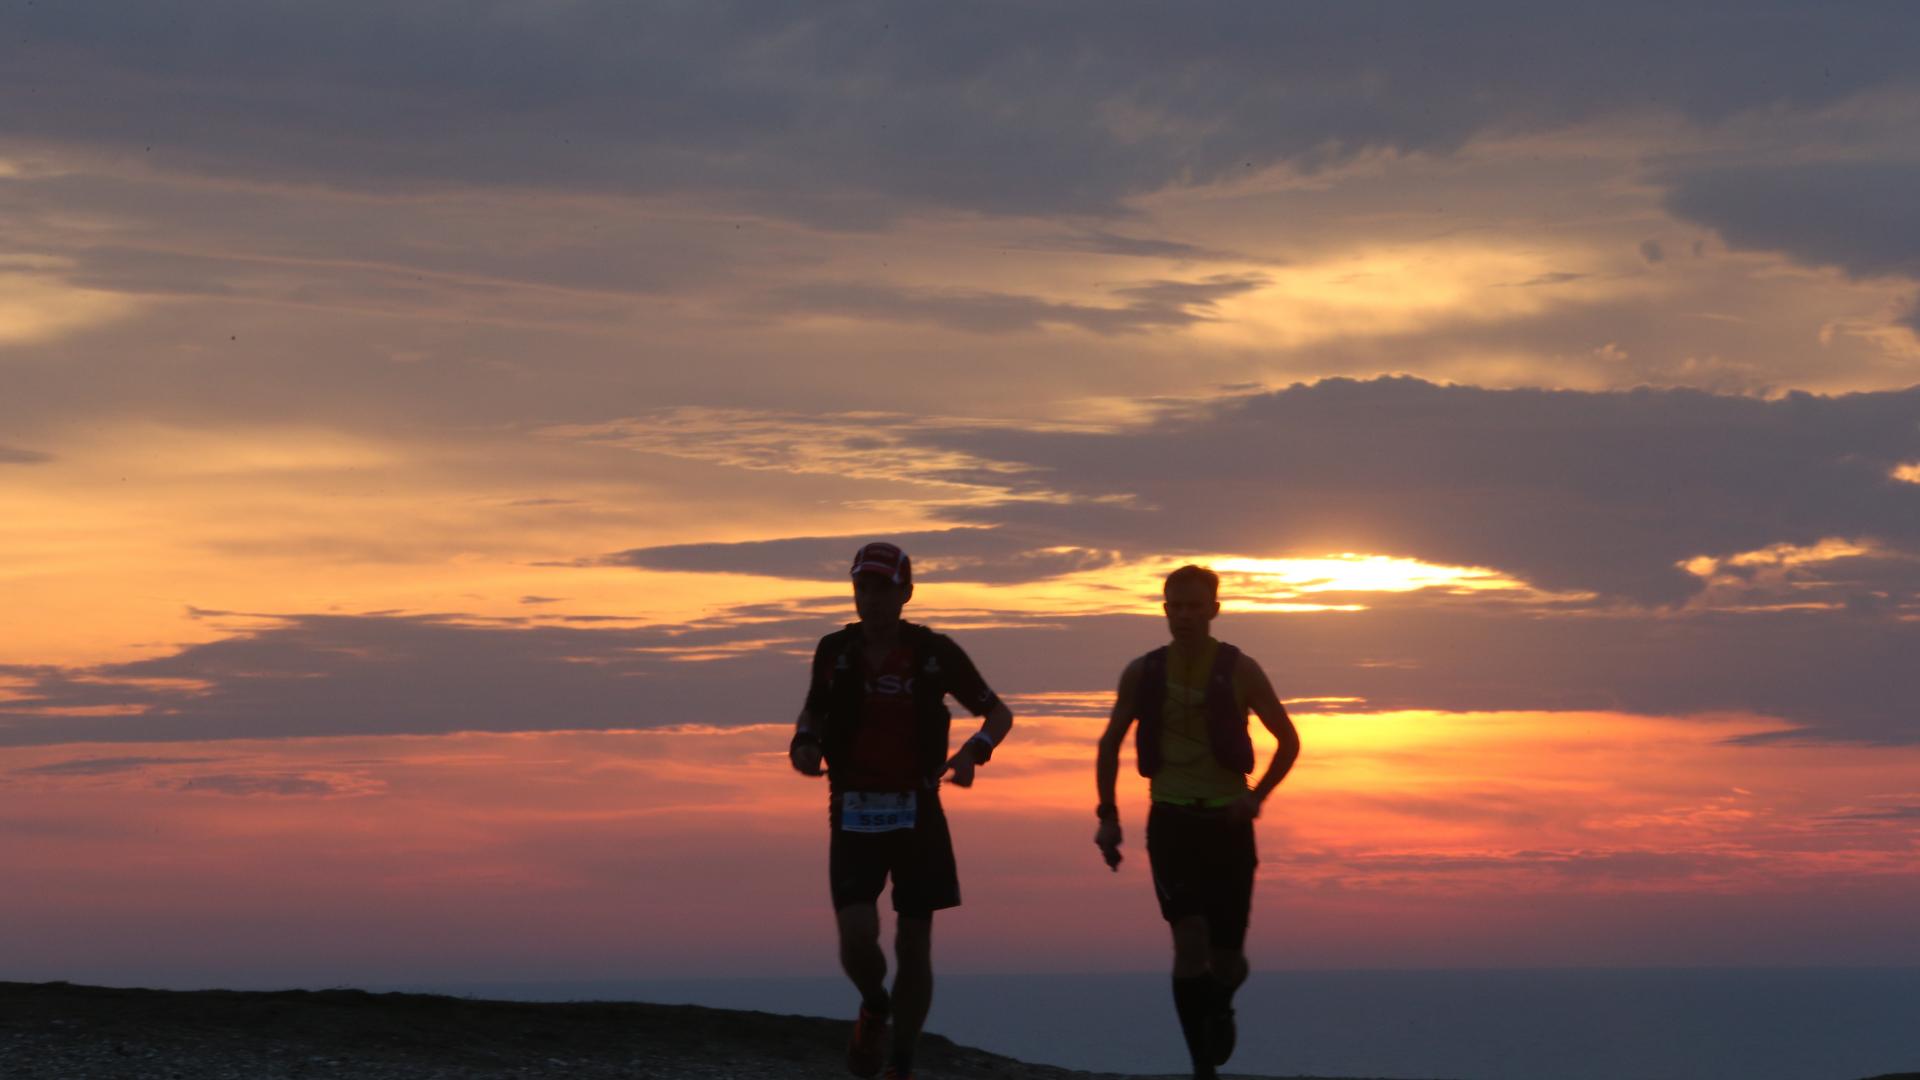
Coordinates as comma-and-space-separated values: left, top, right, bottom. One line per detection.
1132, 646, 1169, 777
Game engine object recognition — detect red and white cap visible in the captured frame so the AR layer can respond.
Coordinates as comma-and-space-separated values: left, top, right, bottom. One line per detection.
850, 541, 911, 585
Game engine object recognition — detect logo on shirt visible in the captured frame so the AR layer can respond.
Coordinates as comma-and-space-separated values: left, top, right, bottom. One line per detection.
866, 674, 915, 696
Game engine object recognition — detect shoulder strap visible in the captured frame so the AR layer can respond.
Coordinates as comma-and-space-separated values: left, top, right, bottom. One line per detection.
831, 623, 862, 667
1134, 646, 1169, 715
1209, 642, 1241, 686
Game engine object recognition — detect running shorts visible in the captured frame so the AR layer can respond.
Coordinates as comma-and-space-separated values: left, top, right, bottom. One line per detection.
1145, 801, 1258, 950
828, 787, 960, 917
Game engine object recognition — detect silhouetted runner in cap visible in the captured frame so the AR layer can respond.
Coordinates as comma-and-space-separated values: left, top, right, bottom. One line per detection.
1094, 564, 1300, 1080
789, 541, 1015, 1080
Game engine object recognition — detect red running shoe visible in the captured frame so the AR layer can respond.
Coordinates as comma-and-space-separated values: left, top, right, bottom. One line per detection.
847, 1005, 889, 1078
881, 1068, 914, 1080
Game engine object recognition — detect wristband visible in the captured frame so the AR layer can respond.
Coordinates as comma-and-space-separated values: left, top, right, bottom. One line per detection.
964, 731, 996, 765
1095, 803, 1119, 822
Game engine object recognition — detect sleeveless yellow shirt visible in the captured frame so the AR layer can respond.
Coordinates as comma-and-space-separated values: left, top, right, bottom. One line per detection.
1149, 637, 1251, 806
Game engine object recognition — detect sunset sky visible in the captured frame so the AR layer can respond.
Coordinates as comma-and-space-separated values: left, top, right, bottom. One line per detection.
2, 3, 1917, 989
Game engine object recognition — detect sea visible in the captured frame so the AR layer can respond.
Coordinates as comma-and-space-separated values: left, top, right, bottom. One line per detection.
393, 968, 1920, 1080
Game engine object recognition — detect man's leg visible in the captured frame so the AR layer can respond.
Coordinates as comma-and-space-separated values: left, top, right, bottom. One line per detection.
889, 913, 934, 1075
1203, 945, 1247, 1068
836, 903, 890, 1011
880, 788, 959, 1077
1199, 820, 1257, 1069
1169, 918, 1221, 1079
1151, 806, 1220, 1079
838, 902, 892, 1078
1171, 916, 1212, 977
1209, 947, 1248, 991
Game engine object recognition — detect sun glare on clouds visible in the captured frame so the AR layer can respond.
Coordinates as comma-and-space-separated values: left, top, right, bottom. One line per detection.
0, 265, 138, 345
926, 552, 1544, 619
1188, 241, 1651, 352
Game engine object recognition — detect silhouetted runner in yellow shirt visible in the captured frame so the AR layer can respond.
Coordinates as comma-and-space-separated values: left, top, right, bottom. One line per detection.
1094, 564, 1301, 1080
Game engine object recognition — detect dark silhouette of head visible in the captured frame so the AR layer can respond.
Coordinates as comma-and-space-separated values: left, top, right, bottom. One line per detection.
1162, 564, 1220, 646
851, 541, 913, 630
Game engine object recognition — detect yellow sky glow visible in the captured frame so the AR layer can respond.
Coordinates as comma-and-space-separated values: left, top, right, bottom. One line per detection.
1682, 537, 1875, 580
929, 552, 1539, 620
0, 268, 138, 344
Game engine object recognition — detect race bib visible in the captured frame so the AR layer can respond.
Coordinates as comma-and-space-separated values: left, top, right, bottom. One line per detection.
841, 790, 918, 833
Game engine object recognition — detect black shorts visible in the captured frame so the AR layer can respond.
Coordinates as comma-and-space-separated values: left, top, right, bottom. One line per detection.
1145, 801, 1258, 950
828, 787, 960, 917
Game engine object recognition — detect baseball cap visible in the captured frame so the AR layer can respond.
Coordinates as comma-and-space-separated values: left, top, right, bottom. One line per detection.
850, 541, 911, 585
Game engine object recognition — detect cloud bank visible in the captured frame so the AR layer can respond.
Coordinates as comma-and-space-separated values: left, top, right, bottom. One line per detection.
614, 378, 1920, 605
5, 3, 1916, 223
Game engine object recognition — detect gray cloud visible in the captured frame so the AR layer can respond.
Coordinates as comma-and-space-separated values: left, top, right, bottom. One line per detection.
2, 3, 1913, 223
1820, 805, 1920, 823
13, 755, 222, 776
0, 610, 822, 746
907, 378, 1920, 604
754, 274, 1265, 335
1663, 160, 1920, 279
970, 603, 1919, 745
611, 526, 1121, 584
2, 584, 1914, 746
0, 444, 53, 464
175, 772, 359, 797
1049, 231, 1227, 260
1506, 272, 1591, 287
600, 379, 1920, 604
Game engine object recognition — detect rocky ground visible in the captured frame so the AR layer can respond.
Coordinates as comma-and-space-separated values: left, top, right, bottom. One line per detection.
7, 982, 1915, 1080
0, 980, 1376, 1080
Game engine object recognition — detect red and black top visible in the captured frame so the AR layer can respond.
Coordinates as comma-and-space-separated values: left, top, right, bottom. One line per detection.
802, 621, 1000, 791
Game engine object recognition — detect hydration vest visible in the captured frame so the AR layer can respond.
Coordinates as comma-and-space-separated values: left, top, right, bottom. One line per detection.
816, 622, 956, 784
1133, 641, 1253, 777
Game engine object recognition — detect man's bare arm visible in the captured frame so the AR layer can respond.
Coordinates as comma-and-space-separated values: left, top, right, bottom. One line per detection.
979, 700, 1014, 746
1094, 660, 1142, 868
1240, 656, 1300, 805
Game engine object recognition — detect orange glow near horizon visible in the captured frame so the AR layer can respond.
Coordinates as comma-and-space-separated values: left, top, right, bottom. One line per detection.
3, 707, 1914, 981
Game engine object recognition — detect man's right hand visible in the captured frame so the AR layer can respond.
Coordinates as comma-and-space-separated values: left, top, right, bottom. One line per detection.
1094, 819, 1123, 871
790, 740, 824, 776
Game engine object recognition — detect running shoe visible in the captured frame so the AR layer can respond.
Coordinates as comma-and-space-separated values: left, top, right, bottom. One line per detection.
1207, 1003, 1237, 1066
881, 1068, 914, 1080
847, 1005, 889, 1078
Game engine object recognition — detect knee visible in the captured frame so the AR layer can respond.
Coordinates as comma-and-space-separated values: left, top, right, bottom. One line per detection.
894, 916, 933, 965
1212, 948, 1249, 986
837, 905, 882, 949
1170, 919, 1211, 974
